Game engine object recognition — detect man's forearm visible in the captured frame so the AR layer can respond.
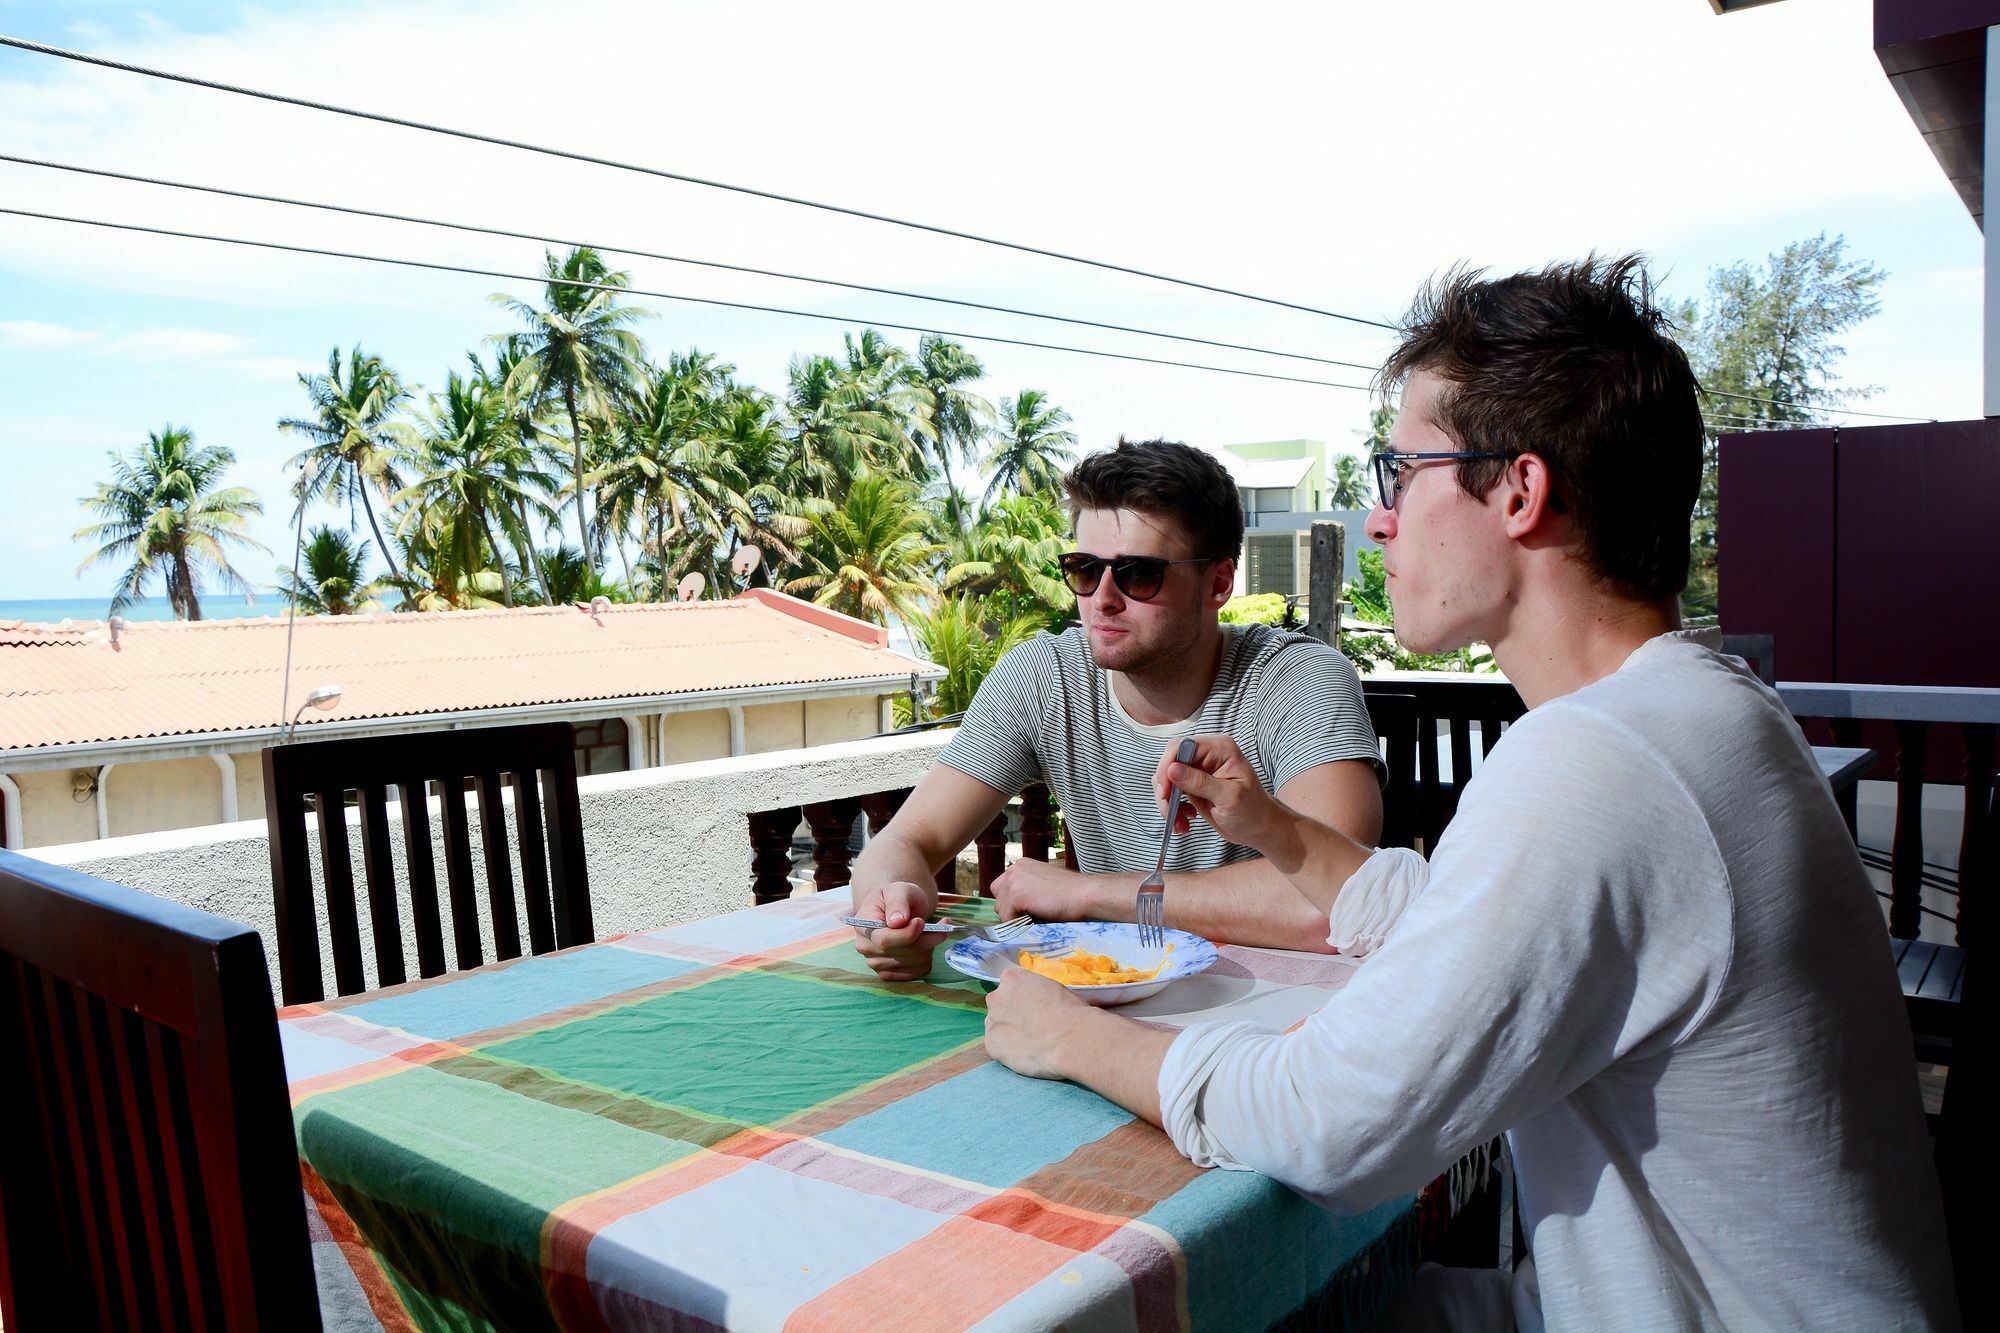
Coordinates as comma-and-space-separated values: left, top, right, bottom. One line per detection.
850, 833, 941, 913
1259, 803, 1375, 908
1055, 1008, 1174, 1126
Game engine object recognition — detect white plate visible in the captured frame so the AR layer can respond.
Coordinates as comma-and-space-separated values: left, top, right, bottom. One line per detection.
945, 921, 1219, 1006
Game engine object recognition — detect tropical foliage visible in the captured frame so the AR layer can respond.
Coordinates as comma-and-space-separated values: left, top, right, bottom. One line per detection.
75, 425, 267, 620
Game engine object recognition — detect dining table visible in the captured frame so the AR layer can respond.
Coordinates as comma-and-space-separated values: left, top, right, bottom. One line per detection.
281, 888, 1470, 1332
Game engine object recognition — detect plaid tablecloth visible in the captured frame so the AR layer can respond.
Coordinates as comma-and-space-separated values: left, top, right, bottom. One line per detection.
282, 890, 1433, 1331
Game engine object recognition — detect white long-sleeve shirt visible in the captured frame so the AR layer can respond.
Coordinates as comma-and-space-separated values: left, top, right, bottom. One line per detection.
1159, 630, 1957, 1331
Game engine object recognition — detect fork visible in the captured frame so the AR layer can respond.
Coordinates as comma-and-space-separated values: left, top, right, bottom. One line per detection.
840, 913, 1037, 943
1138, 738, 1199, 949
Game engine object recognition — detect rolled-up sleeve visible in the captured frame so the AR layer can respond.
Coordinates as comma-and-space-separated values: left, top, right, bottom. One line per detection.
1326, 846, 1430, 956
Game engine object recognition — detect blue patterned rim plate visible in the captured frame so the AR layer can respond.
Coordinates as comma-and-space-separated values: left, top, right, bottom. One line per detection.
945, 921, 1219, 1007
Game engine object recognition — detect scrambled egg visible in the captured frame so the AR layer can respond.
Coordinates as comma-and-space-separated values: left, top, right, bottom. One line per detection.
1018, 944, 1171, 986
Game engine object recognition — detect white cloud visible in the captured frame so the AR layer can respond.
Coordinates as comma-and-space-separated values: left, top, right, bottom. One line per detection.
0, 320, 100, 347
99, 327, 248, 359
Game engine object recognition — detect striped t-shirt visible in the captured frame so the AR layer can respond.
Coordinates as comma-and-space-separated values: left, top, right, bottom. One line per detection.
936, 624, 1381, 875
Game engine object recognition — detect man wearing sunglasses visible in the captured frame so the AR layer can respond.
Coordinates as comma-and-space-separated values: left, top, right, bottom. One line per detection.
984, 259, 1954, 1330
850, 436, 1386, 982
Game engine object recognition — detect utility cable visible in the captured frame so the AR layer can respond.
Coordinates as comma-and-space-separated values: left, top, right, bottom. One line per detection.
0, 153, 1382, 372
0, 32, 1399, 330
0, 204, 1378, 392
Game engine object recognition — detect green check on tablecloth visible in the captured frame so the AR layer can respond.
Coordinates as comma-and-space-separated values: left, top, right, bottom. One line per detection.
282, 891, 1428, 1331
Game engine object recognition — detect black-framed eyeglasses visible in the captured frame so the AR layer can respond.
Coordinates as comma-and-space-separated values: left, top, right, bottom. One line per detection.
1058, 552, 1215, 602
1371, 451, 1510, 511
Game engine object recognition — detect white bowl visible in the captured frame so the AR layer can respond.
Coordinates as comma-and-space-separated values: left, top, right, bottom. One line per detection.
945, 921, 1219, 1006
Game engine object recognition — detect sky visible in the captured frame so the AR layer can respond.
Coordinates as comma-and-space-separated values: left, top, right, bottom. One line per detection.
0, 0, 1984, 601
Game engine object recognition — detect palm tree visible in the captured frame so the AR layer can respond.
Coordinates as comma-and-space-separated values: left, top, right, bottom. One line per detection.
396, 371, 557, 607
905, 595, 1045, 718
75, 425, 267, 620
493, 246, 651, 565
941, 492, 1072, 624
781, 354, 899, 501
906, 335, 994, 528
279, 526, 385, 615
592, 352, 750, 600
983, 390, 1078, 503
278, 345, 413, 584
1328, 453, 1370, 508
781, 471, 942, 625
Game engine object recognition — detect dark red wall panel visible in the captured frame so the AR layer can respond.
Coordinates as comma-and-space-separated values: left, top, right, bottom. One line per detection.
1718, 428, 1838, 682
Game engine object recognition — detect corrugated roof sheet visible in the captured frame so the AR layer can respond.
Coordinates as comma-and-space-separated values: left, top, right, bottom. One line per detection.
0, 591, 935, 752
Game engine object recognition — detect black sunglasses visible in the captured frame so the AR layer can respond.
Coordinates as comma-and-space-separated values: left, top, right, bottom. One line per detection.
1371, 451, 1509, 511
1058, 552, 1215, 602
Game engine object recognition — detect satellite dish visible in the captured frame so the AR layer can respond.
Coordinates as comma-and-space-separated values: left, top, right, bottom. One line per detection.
730, 545, 763, 580
676, 572, 706, 602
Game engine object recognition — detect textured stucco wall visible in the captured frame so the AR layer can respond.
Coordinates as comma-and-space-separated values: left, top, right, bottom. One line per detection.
232, 749, 266, 818
30, 731, 952, 991
743, 701, 805, 753
805, 695, 878, 746
661, 708, 731, 764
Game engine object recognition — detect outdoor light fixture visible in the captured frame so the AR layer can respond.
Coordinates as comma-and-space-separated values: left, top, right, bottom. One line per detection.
284, 683, 343, 742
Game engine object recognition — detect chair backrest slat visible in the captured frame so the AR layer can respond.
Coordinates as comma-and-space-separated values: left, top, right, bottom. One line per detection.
1365, 693, 1419, 851
268, 786, 324, 1006
264, 722, 592, 1002
397, 777, 448, 981
314, 787, 367, 997
0, 849, 318, 1330
475, 770, 523, 961
437, 776, 484, 971
356, 782, 406, 989
512, 766, 557, 955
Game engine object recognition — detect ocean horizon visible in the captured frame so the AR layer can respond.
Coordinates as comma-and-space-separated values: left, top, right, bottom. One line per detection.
0, 594, 281, 625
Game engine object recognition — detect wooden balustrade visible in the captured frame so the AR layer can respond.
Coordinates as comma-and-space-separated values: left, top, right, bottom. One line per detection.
1361, 677, 1527, 853
1780, 683, 2000, 947
746, 781, 1060, 904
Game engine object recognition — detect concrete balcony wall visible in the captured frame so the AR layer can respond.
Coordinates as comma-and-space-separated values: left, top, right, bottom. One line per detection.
27, 731, 952, 989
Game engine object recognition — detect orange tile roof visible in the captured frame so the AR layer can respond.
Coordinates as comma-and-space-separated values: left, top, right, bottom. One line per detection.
0, 590, 936, 753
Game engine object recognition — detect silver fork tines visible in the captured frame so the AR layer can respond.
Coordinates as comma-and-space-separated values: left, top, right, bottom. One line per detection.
1139, 738, 1198, 949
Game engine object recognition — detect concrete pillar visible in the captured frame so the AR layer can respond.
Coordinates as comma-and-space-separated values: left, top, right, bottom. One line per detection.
0, 772, 21, 849
211, 753, 238, 822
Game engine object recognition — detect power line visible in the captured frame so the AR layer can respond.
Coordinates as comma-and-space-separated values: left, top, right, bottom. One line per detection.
0, 152, 1384, 373
0, 32, 1399, 331
0, 205, 1379, 393
1698, 385, 1932, 424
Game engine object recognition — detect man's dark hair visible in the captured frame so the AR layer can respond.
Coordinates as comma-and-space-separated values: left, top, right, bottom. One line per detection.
1379, 254, 1703, 602
1063, 436, 1244, 562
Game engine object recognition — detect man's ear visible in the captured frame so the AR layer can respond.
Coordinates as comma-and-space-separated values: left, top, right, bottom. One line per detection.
1502, 453, 1564, 539
1206, 557, 1237, 609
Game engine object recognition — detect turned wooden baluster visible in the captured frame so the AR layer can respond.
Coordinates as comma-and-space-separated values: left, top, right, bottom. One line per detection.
974, 808, 1009, 896
1890, 721, 1928, 940
1830, 717, 1866, 839
804, 797, 862, 893
746, 807, 801, 905
1020, 784, 1053, 862
856, 787, 954, 898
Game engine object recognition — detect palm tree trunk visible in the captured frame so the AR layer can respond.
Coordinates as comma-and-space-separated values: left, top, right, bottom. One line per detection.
175, 549, 202, 621
563, 381, 592, 564
359, 483, 404, 584
479, 511, 515, 607
936, 429, 964, 534
515, 497, 553, 604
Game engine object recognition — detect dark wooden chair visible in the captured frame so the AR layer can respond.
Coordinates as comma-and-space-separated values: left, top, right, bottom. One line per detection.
0, 849, 318, 1330
1719, 631, 1777, 686
1365, 692, 1419, 850
263, 720, 593, 1006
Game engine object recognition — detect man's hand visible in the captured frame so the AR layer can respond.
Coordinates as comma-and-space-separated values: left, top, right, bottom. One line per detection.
1157, 734, 1288, 855
851, 879, 944, 982
983, 966, 1090, 1080
991, 856, 1107, 924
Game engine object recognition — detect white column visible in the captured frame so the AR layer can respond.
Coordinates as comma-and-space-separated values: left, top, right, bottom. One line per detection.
879, 697, 895, 733
726, 705, 746, 757
211, 753, 239, 823
0, 772, 22, 849
621, 715, 647, 771
95, 764, 113, 840
1987, 26, 2000, 416
655, 711, 670, 766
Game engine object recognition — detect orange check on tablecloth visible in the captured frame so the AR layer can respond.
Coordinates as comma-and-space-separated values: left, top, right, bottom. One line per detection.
281, 890, 1429, 1331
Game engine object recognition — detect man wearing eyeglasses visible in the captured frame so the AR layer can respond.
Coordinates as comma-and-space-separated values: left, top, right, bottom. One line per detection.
984, 260, 1955, 1330
850, 436, 1386, 982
